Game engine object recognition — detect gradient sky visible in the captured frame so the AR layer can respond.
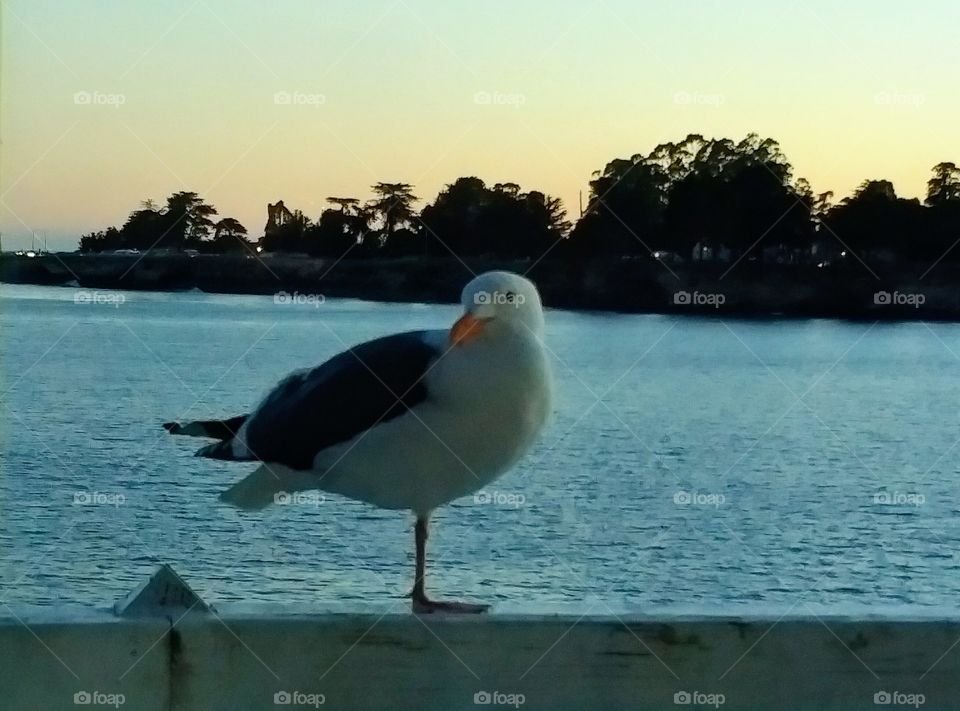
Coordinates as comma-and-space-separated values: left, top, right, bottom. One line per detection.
2, 0, 957, 251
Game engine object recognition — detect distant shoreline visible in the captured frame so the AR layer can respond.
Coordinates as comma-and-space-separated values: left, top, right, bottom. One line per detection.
3, 252, 959, 321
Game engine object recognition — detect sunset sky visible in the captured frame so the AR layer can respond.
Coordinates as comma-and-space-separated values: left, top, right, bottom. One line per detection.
2, 0, 957, 251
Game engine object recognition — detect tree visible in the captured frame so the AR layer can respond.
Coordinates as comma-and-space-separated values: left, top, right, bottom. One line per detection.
570, 158, 667, 255
824, 180, 926, 259
326, 197, 361, 214
209, 217, 251, 253
569, 133, 812, 260
924, 163, 960, 264
79, 226, 122, 252
119, 207, 163, 250
306, 208, 368, 258
420, 177, 488, 256
926, 162, 960, 206
367, 182, 419, 244
159, 191, 218, 248
213, 217, 247, 240
260, 202, 312, 253
420, 177, 569, 258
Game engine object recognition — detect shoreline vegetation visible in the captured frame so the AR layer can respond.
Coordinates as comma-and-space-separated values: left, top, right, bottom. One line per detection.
6, 133, 960, 319
6, 251, 960, 321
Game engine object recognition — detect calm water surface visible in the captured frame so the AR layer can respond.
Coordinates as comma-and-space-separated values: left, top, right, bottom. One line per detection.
3, 283, 960, 609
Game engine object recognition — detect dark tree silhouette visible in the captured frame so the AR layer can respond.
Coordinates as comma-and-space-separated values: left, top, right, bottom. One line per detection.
570, 133, 812, 261
420, 177, 491, 256
161, 191, 218, 248
367, 183, 419, 246
923, 163, 960, 265
306, 206, 368, 258
79, 226, 122, 252
326, 197, 361, 214
824, 180, 927, 260
119, 207, 163, 251
75, 143, 960, 272
208, 217, 252, 253
927, 162, 960, 206
420, 177, 569, 258
260, 205, 312, 253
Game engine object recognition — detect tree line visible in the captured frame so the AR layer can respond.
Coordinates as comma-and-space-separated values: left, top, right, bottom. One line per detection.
80, 133, 960, 268
80, 192, 249, 253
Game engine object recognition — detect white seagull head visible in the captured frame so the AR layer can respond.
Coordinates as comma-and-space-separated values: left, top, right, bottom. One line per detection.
451, 270, 545, 346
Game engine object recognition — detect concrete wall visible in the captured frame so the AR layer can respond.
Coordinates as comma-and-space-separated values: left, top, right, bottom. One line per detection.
3, 601, 960, 711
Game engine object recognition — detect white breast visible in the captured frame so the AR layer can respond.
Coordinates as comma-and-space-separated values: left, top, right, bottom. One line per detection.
312, 329, 552, 515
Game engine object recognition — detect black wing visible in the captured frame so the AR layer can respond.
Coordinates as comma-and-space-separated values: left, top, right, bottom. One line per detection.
225, 330, 440, 470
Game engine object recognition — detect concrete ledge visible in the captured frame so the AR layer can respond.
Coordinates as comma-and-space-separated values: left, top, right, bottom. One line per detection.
3, 602, 960, 710
0, 607, 169, 711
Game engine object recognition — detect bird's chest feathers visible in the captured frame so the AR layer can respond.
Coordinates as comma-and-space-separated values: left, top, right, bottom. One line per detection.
430, 338, 551, 450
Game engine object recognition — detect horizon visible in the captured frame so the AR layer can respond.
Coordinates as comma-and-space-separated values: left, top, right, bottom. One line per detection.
2, 0, 957, 251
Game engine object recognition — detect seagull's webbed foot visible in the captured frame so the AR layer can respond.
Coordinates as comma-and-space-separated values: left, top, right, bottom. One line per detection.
411, 593, 489, 615
410, 515, 489, 614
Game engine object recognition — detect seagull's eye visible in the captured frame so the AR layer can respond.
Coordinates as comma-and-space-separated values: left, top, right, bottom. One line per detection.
504, 291, 516, 303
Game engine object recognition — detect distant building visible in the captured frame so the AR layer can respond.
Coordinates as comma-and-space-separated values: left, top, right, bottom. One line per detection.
691, 242, 731, 264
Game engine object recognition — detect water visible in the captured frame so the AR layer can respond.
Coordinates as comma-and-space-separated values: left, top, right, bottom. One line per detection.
2, 283, 960, 610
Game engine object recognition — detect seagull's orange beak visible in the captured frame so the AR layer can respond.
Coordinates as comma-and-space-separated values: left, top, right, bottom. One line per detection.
450, 312, 486, 346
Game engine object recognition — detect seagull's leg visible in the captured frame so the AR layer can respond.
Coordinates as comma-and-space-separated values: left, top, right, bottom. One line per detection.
411, 515, 489, 614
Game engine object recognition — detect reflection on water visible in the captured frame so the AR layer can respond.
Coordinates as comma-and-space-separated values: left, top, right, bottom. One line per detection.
3, 283, 960, 609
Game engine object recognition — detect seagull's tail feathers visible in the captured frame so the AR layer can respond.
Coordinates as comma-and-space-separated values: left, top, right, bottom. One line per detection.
163, 415, 247, 439
220, 464, 314, 511
193, 440, 245, 461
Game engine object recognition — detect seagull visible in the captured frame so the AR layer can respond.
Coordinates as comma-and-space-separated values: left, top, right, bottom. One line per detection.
164, 270, 552, 613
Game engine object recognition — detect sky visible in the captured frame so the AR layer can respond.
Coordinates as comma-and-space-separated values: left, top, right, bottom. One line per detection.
1, 0, 957, 251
